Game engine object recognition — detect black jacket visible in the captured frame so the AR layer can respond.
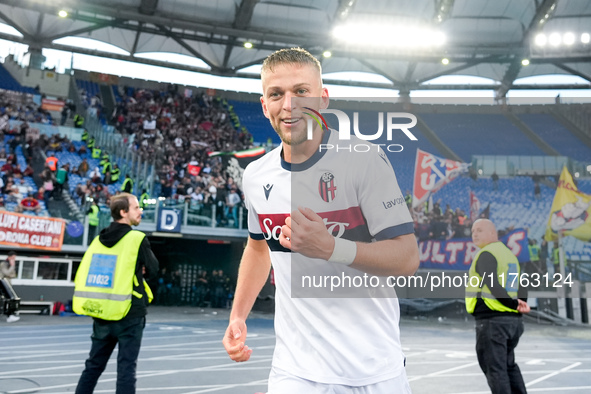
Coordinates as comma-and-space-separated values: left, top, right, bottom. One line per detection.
95, 222, 159, 322
472, 251, 528, 320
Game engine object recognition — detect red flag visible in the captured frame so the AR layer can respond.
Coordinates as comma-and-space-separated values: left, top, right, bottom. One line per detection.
412, 149, 469, 208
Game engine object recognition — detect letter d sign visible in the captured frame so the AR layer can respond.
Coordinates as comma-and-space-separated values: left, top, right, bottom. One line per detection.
157, 208, 182, 233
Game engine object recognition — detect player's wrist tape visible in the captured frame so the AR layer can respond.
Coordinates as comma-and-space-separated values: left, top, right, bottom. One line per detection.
328, 237, 357, 265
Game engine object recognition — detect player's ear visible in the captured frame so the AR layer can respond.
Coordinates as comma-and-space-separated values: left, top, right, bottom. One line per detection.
260, 96, 270, 119
320, 88, 329, 110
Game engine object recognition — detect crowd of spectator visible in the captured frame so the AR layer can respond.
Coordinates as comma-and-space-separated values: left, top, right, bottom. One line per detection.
411, 198, 475, 242
0, 92, 54, 125
103, 86, 255, 227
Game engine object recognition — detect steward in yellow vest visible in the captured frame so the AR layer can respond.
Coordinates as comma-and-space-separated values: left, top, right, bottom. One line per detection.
87, 136, 95, 149
81, 129, 88, 141
92, 147, 102, 159
121, 175, 134, 193
465, 219, 529, 394
528, 240, 540, 263
102, 161, 112, 175
111, 164, 120, 182
73, 193, 159, 392
88, 203, 99, 227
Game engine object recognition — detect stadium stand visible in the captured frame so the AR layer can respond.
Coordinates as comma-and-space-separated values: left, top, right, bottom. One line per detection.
0, 63, 37, 94
229, 100, 277, 144
518, 113, 591, 163
418, 113, 545, 162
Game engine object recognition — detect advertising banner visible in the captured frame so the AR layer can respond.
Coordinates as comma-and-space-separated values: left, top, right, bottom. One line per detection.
419, 228, 529, 270
0, 212, 65, 251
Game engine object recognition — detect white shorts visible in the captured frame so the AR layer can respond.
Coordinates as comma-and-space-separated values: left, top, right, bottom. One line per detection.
267, 366, 412, 394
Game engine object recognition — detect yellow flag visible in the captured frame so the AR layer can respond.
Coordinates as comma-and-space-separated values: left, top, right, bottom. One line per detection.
545, 166, 591, 242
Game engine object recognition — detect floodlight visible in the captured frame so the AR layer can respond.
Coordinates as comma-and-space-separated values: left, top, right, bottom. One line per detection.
58, 10, 68, 18
534, 33, 547, 46
323, 51, 332, 58
332, 23, 445, 48
521, 59, 530, 66
549, 32, 561, 46
244, 42, 253, 49
582, 33, 590, 44
441, 58, 449, 65
563, 32, 575, 46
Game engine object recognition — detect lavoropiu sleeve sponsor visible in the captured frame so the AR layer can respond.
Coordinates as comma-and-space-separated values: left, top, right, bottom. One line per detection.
356, 146, 413, 240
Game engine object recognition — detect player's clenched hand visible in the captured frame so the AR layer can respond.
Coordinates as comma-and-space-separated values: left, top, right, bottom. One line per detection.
223, 319, 252, 362
280, 207, 334, 260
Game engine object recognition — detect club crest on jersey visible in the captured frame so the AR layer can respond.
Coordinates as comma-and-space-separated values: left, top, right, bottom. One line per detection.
318, 172, 337, 202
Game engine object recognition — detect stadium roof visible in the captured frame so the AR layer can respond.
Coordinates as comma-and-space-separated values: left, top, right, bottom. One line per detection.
0, 0, 590, 98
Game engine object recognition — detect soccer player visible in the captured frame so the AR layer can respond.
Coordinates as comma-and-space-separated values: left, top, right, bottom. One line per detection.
223, 47, 419, 393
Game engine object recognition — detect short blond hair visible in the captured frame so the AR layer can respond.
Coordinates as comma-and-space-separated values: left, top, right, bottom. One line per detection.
261, 47, 322, 76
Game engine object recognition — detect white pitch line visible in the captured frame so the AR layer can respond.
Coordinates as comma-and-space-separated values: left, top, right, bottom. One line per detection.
407, 362, 479, 381
43, 380, 269, 394
456, 386, 591, 394
180, 379, 269, 394
0, 329, 224, 343
5, 358, 273, 393
526, 362, 582, 387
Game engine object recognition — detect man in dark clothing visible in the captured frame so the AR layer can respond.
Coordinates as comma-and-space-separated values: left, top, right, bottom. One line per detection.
75, 193, 158, 394
466, 219, 530, 394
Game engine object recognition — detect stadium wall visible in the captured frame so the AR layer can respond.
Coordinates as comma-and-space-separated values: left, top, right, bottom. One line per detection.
3, 56, 71, 98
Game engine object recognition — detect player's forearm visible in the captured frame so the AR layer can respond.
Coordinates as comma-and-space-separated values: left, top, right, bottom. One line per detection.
351, 233, 419, 277
230, 241, 271, 322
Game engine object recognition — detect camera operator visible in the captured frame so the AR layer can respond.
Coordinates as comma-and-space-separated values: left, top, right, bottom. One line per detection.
0, 251, 21, 323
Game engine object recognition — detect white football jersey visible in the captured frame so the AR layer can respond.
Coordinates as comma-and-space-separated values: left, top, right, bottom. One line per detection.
242, 130, 414, 386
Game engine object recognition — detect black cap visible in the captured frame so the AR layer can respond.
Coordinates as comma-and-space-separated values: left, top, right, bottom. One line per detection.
7, 251, 16, 257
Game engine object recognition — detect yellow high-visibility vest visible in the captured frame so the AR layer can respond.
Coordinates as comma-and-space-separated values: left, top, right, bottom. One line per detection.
73, 230, 152, 320
466, 241, 520, 314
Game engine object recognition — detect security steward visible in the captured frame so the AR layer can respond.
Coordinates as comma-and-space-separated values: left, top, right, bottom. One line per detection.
121, 174, 134, 193
466, 219, 530, 394
139, 189, 150, 210
528, 239, 541, 274
86, 200, 99, 243
111, 164, 121, 183
73, 193, 158, 394
92, 146, 102, 159
81, 129, 89, 142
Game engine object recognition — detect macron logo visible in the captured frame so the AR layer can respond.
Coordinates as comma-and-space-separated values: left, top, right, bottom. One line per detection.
264, 184, 273, 200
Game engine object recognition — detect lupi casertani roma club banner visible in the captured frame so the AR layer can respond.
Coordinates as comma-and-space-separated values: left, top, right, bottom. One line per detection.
0, 212, 65, 251
419, 228, 529, 270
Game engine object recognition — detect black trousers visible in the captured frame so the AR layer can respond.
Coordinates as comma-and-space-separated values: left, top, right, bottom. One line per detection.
76, 316, 146, 394
475, 315, 527, 394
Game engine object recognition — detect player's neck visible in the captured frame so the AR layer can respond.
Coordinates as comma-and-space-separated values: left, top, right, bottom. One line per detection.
282, 129, 324, 164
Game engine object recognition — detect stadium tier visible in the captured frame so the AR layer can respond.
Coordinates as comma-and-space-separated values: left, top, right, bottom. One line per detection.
229, 100, 278, 144
518, 113, 591, 163
418, 113, 545, 162
0, 63, 37, 94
